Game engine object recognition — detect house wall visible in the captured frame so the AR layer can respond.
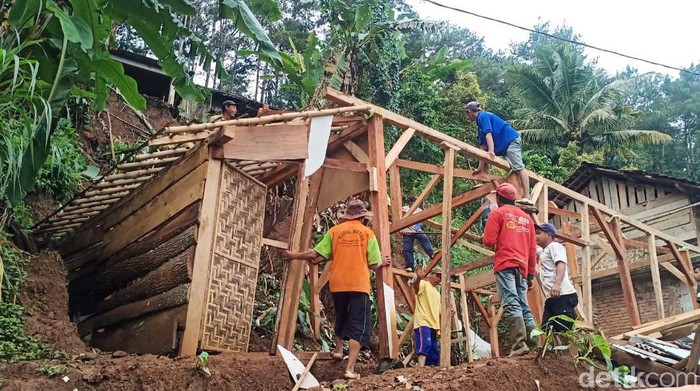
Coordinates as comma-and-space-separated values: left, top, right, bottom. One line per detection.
592, 270, 692, 336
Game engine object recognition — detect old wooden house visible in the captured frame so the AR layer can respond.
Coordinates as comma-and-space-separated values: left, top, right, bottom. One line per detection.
553, 163, 700, 336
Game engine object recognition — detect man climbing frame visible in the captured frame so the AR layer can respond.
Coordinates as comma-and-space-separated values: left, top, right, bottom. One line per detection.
464, 101, 531, 203
412, 264, 441, 367
282, 199, 391, 379
401, 196, 435, 272
482, 183, 539, 356
535, 223, 579, 332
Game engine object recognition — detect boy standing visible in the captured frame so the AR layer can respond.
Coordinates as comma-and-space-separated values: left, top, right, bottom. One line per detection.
536, 223, 579, 332
412, 265, 441, 367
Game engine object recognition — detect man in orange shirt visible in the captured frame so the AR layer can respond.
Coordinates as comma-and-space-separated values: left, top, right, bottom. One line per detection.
283, 199, 390, 379
482, 183, 538, 356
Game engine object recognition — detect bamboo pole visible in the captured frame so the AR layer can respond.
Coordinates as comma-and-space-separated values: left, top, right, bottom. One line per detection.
93, 176, 153, 189
73, 192, 130, 205
102, 167, 162, 181
117, 157, 179, 170
131, 148, 188, 161
291, 353, 318, 391
164, 105, 372, 134
83, 184, 141, 198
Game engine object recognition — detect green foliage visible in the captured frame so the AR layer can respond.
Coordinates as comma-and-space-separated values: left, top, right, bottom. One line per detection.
533, 314, 629, 387
36, 365, 67, 377
0, 303, 51, 363
0, 238, 28, 302
197, 351, 211, 376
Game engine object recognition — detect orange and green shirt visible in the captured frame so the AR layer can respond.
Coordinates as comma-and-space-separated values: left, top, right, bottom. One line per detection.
314, 220, 381, 294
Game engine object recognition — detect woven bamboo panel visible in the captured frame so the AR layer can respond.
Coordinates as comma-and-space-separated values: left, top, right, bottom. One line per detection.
200, 163, 265, 352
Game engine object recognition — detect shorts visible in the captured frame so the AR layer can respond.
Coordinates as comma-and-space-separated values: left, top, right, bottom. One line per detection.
332, 291, 371, 348
504, 137, 525, 172
414, 326, 439, 366
542, 293, 579, 332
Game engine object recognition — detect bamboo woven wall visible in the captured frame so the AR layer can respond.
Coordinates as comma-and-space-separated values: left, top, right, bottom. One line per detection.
200, 162, 266, 352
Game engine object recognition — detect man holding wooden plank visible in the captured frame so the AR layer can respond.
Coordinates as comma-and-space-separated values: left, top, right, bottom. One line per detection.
482, 183, 538, 356
283, 199, 390, 379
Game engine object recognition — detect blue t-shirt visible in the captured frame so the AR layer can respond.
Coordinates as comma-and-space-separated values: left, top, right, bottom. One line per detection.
476, 111, 520, 156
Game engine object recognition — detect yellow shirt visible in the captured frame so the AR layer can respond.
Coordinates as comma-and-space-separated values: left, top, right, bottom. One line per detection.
414, 280, 440, 329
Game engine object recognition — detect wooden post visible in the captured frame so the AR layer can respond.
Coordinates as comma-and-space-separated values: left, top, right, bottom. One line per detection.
305, 169, 325, 338
460, 275, 473, 363
272, 164, 311, 353
580, 203, 593, 322
180, 156, 221, 356
648, 234, 665, 320
439, 146, 455, 367
367, 114, 399, 359
537, 184, 549, 223
487, 294, 504, 358
686, 324, 700, 375
607, 213, 641, 327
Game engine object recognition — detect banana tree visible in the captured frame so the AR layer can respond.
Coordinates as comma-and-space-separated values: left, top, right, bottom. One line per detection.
1, 0, 282, 206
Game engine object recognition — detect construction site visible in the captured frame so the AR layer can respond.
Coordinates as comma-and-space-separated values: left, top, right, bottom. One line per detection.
0, 86, 693, 390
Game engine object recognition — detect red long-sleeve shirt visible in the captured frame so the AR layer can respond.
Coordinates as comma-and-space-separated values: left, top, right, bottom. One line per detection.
482, 205, 537, 279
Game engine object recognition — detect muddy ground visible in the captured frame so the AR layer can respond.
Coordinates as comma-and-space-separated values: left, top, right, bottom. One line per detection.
0, 251, 609, 391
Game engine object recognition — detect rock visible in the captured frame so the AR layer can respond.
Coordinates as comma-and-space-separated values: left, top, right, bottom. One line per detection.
111, 350, 128, 358
79, 352, 99, 361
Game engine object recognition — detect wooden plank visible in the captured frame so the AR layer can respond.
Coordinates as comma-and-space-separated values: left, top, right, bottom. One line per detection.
367, 114, 398, 359
403, 174, 441, 218
610, 215, 641, 327
667, 241, 696, 288
305, 169, 325, 338
262, 238, 288, 249
343, 140, 370, 164
662, 261, 688, 282
385, 128, 415, 169
220, 124, 308, 160
394, 275, 415, 312
180, 158, 223, 356
617, 309, 700, 339
463, 270, 496, 290
79, 283, 189, 336
460, 276, 473, 363
397, 318, 414, 350
395, 159, 503, 182
439, 146, 455, 368
322, 157, 367, 172
317, 143, 369, 210
618, 182, 629, 209
273, 165, 312, 353
648, 234, 665, 320
580, 204, 593, 322
388, 164, 403, 224
686, 324, 700, 374
390, 183, 496, 234
100, 163, 207, 262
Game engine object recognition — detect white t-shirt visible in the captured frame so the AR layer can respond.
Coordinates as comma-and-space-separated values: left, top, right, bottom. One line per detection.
537, 241, 577, 299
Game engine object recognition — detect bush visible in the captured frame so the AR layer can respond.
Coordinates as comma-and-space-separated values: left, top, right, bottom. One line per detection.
0, 303, 51, 363
0, 237, 28, 302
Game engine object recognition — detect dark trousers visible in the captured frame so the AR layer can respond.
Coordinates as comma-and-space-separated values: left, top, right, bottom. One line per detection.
542, 293, 579, 332
403, 233, 434, 269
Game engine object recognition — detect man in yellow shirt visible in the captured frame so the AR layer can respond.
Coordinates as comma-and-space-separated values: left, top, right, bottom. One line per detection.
283, 199, 390, 379
412, 265, 441, 367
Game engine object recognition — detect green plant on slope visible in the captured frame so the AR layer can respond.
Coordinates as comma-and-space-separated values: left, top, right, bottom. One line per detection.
0, 236, 28, 302
36, 365, 67, 377
0, 303, 51, 363
532, 314, 629, 387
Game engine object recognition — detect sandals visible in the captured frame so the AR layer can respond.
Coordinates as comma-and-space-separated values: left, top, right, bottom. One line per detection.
344, 371, 360, 379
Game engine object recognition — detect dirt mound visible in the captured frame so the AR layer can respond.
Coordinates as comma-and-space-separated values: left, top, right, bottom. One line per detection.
19, 251, 87, 354
346, 355, 603, 391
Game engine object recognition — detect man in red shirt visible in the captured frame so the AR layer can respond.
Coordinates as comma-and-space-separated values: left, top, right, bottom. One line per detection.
482, 183, 538, 356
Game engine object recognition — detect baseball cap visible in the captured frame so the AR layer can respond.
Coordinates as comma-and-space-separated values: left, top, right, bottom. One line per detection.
536, 223, 558, 237
221, 100, 237, 109
490, 183, 517, 201
464, 101, 481, 112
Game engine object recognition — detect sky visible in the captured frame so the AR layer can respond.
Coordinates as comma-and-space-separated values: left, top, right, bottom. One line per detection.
406, 0, 700, 77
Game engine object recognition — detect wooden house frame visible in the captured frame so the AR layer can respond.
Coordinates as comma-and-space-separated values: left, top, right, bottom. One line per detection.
36, 88, 700, 366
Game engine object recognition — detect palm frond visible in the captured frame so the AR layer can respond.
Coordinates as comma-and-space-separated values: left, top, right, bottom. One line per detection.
519, 128, 562, 145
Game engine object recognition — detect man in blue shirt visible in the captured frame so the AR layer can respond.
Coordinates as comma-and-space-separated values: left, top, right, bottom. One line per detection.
465, 101, 530, 203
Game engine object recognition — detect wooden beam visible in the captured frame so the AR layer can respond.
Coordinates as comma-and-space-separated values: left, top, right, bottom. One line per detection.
343, 140, 370, 163
180, 158, 221, 356
667, 241, 697, 297
394, 275, 415, 312
323, 88, 512, 170
388, 164, 403, 223
390, 183, 496, 234
385, 128, 415, 169
262, 238, 288, 249
648, 234, 665, 320
272, 165, 311, 353
424, 205, 486, 275
395, 159, 503, 182
686, 324, 700, 374
322, 157, 367, 172
439, 146, 455, 368
580, 204, 593, 322
617, 309, 700, 339
589, 208, 626, 261
367, 114, 398, 359
403, 174, 441, 218
459, 276, 473, 363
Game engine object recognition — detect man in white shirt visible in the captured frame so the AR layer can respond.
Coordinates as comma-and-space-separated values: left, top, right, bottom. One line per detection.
536, 223, 579, 332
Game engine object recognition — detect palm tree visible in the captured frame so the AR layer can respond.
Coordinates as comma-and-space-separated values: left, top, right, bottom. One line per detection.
506, 45, 671, 156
